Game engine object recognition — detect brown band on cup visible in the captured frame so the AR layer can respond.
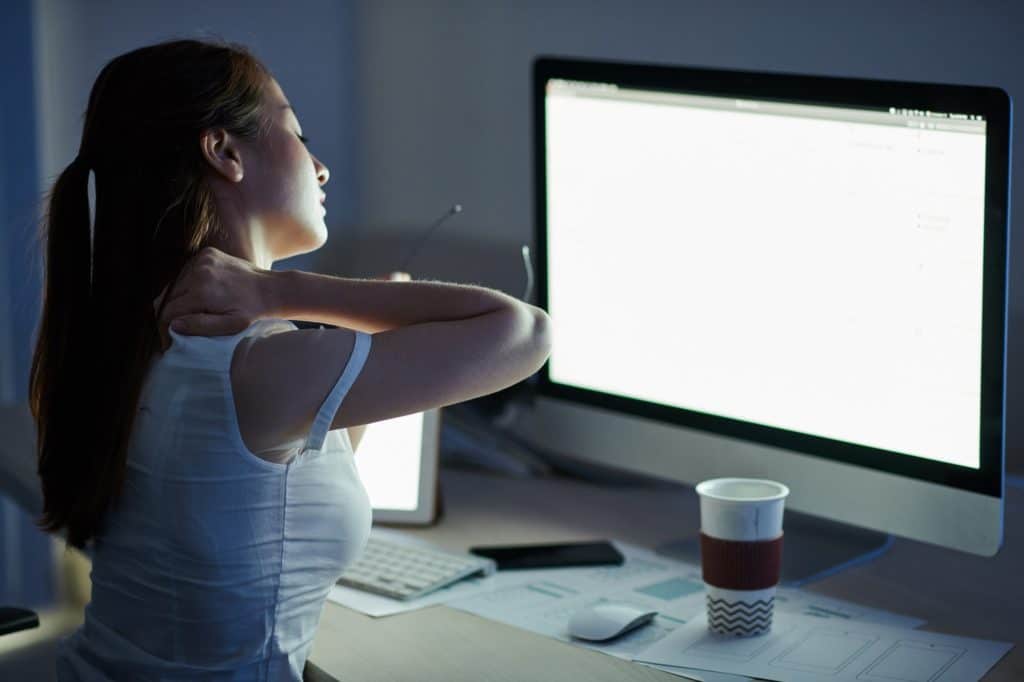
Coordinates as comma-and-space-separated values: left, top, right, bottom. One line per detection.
700, 532, 783, 591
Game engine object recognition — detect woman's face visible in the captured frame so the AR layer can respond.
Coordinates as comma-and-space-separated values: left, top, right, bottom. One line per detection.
239, 78, 330, 261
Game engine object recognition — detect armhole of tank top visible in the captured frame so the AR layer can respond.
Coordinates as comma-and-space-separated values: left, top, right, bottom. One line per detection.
301, 330, 372, 454
222, 325, 292, 472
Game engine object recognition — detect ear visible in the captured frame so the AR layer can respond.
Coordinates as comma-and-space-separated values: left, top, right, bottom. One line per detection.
199, 128, 244, 183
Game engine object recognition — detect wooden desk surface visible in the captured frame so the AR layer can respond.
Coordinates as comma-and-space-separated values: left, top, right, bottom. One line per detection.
309, 467, 1022, 681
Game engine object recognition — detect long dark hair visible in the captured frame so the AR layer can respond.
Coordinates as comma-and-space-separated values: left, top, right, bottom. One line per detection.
29, 39, 271, 550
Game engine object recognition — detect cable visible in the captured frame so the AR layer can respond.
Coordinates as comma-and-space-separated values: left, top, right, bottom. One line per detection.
398, 203, 462, 273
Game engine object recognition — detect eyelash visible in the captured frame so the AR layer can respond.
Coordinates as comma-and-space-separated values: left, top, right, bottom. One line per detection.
297, 134, 309, 145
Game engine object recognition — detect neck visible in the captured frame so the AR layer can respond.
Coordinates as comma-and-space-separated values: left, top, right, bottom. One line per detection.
207, 201, 275, 270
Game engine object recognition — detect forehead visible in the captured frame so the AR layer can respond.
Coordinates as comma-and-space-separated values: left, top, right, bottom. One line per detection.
264, 79, 296, 120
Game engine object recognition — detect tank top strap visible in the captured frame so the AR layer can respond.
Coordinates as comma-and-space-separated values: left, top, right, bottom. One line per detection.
302, 330, 373, 454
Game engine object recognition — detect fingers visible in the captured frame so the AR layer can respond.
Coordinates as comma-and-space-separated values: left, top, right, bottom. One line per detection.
159, 288, 195, 327
156, 285, 236, 351
153, 285, 168, 315
154, 288, 189, 352
156, 290, 189, 335
154, 285, 177, 352
153, 251, 214, 350
158, 250, 206, 313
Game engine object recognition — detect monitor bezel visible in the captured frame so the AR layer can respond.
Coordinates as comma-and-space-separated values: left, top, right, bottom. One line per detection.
532, 56, 1010, 499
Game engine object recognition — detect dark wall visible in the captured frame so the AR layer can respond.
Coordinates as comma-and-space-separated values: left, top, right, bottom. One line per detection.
0, 0, 53, 609
345, 1, 1023, 473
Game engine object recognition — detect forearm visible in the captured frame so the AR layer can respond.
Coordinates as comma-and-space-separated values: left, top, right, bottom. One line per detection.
266, 269, 527, 333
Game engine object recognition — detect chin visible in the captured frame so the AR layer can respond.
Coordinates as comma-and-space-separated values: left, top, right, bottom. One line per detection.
270, 214, 328, 260
287, 223, 328, 258
308, 223, 329, 251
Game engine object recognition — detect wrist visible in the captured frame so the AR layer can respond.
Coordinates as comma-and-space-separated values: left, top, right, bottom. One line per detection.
260, 268, 297, 320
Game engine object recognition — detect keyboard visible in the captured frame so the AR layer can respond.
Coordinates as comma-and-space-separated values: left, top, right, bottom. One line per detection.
337, 535, 498, 601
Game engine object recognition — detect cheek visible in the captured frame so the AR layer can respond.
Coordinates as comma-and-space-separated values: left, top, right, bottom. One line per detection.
283, 153, 317, 209
245, 138, 317, 222
251, 158, 304, 215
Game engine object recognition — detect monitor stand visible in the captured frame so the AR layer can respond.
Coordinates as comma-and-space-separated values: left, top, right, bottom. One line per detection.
655, 509, 893, 587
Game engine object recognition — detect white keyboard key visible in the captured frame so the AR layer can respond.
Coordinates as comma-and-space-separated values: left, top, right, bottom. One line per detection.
337, 535, 497, 601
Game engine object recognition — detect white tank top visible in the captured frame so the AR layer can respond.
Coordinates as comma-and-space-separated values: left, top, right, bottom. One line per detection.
56, 319, 373, 680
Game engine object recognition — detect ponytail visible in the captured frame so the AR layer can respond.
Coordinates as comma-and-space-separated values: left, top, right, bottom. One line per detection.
29, 39, 272, 550
29, 154, 101, 549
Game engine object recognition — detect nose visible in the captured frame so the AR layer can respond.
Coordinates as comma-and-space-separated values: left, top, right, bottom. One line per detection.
313, 155, 330, 186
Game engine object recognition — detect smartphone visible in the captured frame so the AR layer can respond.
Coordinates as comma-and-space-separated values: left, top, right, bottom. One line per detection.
468, 540, 624, 570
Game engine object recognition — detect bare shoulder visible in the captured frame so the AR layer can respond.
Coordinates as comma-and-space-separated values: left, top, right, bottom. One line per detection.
229, 325, 357, 459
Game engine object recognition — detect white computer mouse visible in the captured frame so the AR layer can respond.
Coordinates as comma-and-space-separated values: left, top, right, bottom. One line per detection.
567, 603, 658, 641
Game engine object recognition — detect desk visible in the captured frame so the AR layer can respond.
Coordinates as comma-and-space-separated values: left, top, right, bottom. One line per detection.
309, 466, 1022, 681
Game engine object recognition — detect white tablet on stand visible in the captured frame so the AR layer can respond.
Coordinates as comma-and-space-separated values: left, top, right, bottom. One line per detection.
350, 408, 442, 525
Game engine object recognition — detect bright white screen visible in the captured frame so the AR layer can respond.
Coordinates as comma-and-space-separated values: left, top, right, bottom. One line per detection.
545, 84, 987, 469
352, 412, 423, 510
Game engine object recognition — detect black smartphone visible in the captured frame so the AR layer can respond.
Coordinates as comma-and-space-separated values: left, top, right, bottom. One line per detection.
468, 540, 624, 570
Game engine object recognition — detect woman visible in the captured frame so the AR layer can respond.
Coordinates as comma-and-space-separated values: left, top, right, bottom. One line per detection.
30, 39, 551, 680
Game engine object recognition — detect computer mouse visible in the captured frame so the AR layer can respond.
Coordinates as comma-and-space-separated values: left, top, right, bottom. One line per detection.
567, 603, 658, 641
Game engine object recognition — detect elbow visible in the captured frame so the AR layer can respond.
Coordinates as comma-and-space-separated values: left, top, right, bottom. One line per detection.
528, 307, 553, 371
496, 303, 553, 381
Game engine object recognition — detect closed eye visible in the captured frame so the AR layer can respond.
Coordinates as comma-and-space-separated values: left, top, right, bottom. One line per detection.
298, 134, 310, 145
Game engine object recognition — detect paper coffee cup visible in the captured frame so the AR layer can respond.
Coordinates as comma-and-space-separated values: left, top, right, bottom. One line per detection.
696, 478, 789, 637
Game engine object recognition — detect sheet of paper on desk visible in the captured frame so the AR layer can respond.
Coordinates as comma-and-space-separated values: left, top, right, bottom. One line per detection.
446, 539, 924, 675
328, 529, 700, 619
633, 610, 1013, 682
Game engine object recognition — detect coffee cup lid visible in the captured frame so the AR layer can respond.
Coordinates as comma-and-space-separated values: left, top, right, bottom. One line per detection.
696, 478, 789, 502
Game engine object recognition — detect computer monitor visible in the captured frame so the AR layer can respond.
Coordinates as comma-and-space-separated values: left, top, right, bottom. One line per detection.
519, 57, 1010, 578
353, 409, 441, 525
